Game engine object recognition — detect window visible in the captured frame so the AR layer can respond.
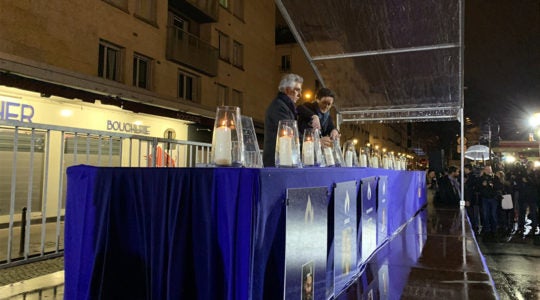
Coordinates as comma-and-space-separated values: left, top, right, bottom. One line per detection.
133, 53, 152, 90
98, 40, 123, 82
233, 0, 244, 19
217, 84, 229, 106
232, 41, 243, 68
231, 89, 243, 108
172, 14, 189, 32
218, 31, 230, 61
135, 0, 156, 23
219, 0, 228, 9
280, 55, 291, 72
102, 0, 128, 10
178, 70, 200, 102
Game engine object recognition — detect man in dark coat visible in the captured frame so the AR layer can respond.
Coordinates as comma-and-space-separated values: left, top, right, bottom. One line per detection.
436, 165, 461, 207
263, 73, 303, 167
297, 87, 340, 147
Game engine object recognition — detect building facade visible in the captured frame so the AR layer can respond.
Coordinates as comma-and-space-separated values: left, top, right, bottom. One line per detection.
0, 0, 278, 134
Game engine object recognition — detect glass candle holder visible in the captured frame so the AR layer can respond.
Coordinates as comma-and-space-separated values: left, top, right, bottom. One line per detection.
322, 144, 335, 167
275, 120, 301, 167
342, 140, 358, 167
359, 147, 369, 167
302, 128, 317, 166
241, 116, 263, 168
211, 106, 243, 167
400, 156, 407, 170
371, 147, 380, 168
332, 139, 345, 167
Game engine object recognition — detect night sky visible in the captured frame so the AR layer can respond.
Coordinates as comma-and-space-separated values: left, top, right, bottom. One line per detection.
464, 0, 540, 140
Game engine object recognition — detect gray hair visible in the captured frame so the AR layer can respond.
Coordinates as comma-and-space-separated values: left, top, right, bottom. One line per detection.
278, 73, 303, 92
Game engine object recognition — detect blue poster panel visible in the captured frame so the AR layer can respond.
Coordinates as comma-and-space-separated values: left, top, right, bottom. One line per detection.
333, 180, 358, 296
285, 187, 328, 300
377, 176, 388, 246
360, 176, 378, 263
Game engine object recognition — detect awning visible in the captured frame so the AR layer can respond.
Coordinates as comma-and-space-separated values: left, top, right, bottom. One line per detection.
276, 0, 464, 123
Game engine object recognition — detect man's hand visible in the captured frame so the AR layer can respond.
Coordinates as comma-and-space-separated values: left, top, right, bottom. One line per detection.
310, 115, 321, 130
330, 129, 340, 140
320, 136, 333, 147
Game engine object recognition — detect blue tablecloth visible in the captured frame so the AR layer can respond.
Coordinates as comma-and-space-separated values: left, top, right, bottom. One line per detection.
64, 166, 425, 299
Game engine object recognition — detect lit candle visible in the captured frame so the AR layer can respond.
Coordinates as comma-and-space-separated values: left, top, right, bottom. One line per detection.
323, 147, 335, 166
303, 139, 315, 166
359, 153, 367, 167
278, 132, 293, 166
371, 155, 379, 168
214, 122, 232, 165
345, 150, 354, 167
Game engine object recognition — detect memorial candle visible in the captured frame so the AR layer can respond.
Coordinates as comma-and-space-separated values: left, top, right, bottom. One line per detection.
371, 155, 379, 168
302, 139, 315, 166
359, 153, 367, 167
214, 121, 232, 165
345, 150, 354, 167
323, 147, 335, 166
278, 131, 293, 166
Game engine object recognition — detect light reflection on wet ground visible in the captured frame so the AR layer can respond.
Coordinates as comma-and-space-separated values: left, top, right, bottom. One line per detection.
479, 232, 540, 300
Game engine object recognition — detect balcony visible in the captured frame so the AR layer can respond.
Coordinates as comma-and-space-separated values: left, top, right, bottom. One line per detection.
166, 26, 218, 77
169, 0, 218, 23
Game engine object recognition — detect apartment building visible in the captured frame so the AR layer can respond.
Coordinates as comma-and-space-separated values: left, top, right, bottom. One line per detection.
0, 0, 278, 137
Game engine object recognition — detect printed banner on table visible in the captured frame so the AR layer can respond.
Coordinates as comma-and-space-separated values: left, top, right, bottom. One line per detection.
358, 176, 378, 264
377, 176, 388, 246
333, 180, 358, 296
285, 187, 328, 300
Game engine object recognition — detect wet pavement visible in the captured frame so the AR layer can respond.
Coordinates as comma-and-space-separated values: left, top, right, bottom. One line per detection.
478, 232, 540, 300
336, 205, 499, 299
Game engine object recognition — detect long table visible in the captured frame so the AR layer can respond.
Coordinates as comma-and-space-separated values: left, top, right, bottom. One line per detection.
64, 166, 426, 299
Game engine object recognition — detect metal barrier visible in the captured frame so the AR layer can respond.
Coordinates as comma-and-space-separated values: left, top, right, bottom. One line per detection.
0, 119, 211, 268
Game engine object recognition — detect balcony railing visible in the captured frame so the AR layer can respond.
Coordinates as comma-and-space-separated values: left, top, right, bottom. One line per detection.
170, 0, 218, 23
166, 26, 218, 77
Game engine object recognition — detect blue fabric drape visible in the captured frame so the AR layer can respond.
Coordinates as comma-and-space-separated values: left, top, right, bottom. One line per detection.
65, 166, 425, 299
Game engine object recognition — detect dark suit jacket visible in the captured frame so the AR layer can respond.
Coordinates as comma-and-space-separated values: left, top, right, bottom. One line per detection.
263, 92, 297, 167
297, 101, 335, 137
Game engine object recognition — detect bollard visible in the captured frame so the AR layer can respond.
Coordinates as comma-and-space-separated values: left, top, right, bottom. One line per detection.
19, 207, 27, 254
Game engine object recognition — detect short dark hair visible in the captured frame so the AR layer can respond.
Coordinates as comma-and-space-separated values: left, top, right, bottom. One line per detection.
316, 88, 335, 100
448, 166, 458, 174
464, 164, 473, 171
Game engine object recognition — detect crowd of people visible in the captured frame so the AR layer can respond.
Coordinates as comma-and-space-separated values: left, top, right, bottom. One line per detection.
428, 161, 540, 239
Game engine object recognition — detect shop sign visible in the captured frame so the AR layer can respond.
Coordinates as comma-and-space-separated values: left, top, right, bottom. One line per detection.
106, 120, 151, 135
0, 100, 34, 122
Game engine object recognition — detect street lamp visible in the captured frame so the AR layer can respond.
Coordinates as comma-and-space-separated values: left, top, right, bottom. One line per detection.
529, 113, 540, 158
